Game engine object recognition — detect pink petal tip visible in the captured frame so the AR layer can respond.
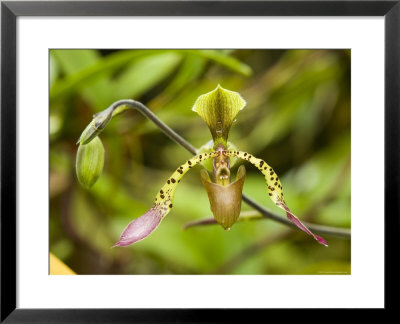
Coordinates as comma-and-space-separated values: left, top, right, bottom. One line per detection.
113, 208, 162, 247
284, 206, 328, 247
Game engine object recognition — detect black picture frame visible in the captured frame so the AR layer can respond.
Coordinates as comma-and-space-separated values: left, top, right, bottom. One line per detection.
1, 0, 398, 321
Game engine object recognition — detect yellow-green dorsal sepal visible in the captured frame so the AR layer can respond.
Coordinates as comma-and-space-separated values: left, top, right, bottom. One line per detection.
192, 85, 246, 148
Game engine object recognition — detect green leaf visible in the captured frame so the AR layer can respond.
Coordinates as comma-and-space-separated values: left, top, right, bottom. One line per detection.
50, 50, 159, 104
180, 50, 253, 76
162, 54, 206, 96
49, 52, 59, 87
52, 49, 99, 74
111, 52, 182, 100
51, 49, 112, 107
50, 49, 252, 105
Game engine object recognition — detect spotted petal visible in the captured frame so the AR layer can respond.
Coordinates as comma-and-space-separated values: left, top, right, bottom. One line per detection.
114, 151, 219, 247
224, 150, 328, 246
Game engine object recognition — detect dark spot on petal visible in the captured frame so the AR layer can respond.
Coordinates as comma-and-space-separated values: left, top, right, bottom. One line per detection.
160, 194, 165, 199
271, 187, 275, 191
271, 177, 274, 181
264, 167, 267, 170
244, 153, 247, 156
167, 180, 170, 184
269, 168, 272, 171
169, 204, 173, 208
160, 190, 163, 194
171, 178, 176, 183
177, 169, 183, 174
188, 161, 192, 165
274, 182, 278, 186
270, 171, 274, 175
259, 161, 264, 167
269, 193, 272, 196
199, 155, 202, 159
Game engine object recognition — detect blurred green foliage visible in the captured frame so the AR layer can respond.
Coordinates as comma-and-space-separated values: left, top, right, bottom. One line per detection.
50, 49, 351, 274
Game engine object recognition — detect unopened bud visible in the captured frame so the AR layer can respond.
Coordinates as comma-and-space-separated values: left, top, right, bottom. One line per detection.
76, 136, 105, 189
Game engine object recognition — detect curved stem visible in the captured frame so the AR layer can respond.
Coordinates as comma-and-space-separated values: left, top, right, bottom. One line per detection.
108, 99, 197, 154
183, 210, 351, 238
100, 99, 350, 239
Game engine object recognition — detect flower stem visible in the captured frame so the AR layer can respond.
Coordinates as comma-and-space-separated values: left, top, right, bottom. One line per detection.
107, 99, 197, 155
183, 210, 350, 238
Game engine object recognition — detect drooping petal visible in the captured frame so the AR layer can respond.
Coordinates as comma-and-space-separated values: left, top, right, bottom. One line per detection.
224, 150, 328, 246
113, 207, 162, 247
114, 151, 220, 247
282, 205, 328, 246
200, 165, 246, 230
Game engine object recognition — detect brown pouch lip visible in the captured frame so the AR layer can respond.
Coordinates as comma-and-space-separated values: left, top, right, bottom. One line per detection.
200, 165, 246, 230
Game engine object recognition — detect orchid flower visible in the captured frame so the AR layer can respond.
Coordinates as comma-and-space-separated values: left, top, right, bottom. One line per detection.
76, 85, 328, 247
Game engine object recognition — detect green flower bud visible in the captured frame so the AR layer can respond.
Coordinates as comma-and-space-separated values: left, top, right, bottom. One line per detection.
76, 136, 105, 189
192, 84, 246, 149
